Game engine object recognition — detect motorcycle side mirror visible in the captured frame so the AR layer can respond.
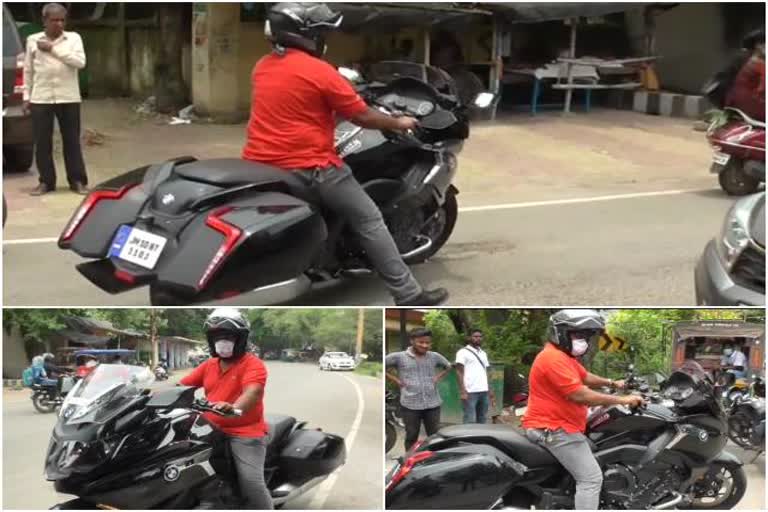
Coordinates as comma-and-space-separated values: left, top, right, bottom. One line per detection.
338, 67, 362, 84
473, 92, 495, 109
420, 110, 457, 130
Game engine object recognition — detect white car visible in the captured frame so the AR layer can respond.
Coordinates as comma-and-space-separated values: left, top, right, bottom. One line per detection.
319, 352, 355, 371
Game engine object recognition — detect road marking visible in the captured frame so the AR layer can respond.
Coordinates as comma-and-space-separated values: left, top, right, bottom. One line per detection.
457, 188, 714, 213
308, 373, 365, 510
3, 236, 59, 245
2, 188, 715, 246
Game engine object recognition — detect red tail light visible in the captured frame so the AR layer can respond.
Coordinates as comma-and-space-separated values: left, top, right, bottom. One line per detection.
113, 269, 136, 285
13, 53, 24, 100
198, 207, 242, 289
386, 450, 434, 492
59, 185, 138, 243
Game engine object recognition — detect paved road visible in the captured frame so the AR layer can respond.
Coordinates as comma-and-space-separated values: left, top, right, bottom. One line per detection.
2, 189, 739, 306
2, 362, 382, 510
384, 426, 764, 510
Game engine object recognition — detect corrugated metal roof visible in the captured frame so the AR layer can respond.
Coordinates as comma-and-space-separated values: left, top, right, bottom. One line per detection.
477, 2, 651, 23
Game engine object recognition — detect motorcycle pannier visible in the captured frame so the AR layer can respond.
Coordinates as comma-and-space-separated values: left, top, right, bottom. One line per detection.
278, 430, 345, 478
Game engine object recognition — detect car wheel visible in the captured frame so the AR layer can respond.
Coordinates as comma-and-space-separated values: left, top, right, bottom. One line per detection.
4, 144, 34, 173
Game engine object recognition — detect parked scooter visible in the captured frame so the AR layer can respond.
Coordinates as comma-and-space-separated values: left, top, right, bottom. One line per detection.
47, 364, 345, 509
727, 375, 765, 452
386, 361, 746, 510
707, 107, 765, 195
386, 390, 405, 454
58, 62, 494, 305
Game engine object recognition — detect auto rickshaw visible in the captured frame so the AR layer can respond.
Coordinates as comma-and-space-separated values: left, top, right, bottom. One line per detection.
72, 349, 138, 377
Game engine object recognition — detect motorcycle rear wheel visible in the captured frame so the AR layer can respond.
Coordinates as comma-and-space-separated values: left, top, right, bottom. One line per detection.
682, 462, 747, 510
385, 421, 397, 454
718, 160, 760, 196
32, 393, 57, 414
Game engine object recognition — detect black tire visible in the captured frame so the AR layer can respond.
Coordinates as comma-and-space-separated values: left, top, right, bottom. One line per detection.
32, 393, 57, 414
728, 408, 761, 449
406, 190, 458, 264
682, 462, 747, 510
4, 144, 34, 173
385, 421, 397, 454
719, 160, 760, 196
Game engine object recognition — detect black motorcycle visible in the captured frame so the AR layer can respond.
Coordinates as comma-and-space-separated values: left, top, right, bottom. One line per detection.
31, 374, 77, 414
386, 390, 405, 454
727, 375, 765, 452
57, 62, 493, 305
386, 361, 746, 510
47, 364, 345, 509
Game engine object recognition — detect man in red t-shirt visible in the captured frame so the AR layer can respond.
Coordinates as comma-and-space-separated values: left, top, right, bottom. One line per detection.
180, 308, 272, 509
241, 3, 448, 306
522, 310, 645, 510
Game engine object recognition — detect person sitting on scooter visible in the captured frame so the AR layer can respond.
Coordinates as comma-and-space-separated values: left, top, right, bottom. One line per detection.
726, 29, 765, 121
722, 343, 748, 379
41, 353, 68, 387
241, 2, 448, 307
522, 310, 646, 510
179, 308, 272, 510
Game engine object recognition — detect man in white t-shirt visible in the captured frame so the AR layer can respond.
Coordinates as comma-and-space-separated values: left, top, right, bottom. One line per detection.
455, 328, 496, 424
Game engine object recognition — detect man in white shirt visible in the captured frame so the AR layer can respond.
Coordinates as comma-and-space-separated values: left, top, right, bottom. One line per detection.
723, 343, 748, 379
455, 328, 496, 424
23, 3, 88, 196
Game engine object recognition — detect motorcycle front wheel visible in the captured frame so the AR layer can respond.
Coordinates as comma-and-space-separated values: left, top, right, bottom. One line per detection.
407, 191, 458, 264
385, 421, 397, 454
682, 462, 747, 510
728, 409, 761, 449
718, 160, 760, 196
32, 393, 57, 414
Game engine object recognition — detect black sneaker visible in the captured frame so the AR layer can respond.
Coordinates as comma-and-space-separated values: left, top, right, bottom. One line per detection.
395, 288, 449, 306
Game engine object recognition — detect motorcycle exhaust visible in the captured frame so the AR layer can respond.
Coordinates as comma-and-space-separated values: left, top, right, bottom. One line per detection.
653, 492, 684, 510
401, 235, 432, 260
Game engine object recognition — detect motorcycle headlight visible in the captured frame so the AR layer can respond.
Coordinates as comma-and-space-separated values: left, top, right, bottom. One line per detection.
715, 195, 759, 268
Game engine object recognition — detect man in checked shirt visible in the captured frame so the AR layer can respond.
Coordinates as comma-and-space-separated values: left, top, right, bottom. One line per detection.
385, 328, 452, 451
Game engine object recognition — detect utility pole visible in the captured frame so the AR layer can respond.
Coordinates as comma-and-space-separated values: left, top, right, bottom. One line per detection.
150, 310, 159, 367
356, 309, 365, 357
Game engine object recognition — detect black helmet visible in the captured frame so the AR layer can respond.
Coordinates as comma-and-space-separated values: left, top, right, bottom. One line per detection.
204, 308, 251, 359
742, 29, 765, 51
548, 309, 605, 357
265, 2, 343, 57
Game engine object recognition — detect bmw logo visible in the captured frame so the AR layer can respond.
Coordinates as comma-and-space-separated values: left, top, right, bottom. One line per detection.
163, 465, 181, 482
698, 430, 709, 442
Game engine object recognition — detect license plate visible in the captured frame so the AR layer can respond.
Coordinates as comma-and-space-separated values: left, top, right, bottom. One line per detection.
712, 152, 730, 166
108, 225, 167, 270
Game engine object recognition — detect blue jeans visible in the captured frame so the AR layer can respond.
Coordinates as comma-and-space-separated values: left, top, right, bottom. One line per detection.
463, 392, 490, 424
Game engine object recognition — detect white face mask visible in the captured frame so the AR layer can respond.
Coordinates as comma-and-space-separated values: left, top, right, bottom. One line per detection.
571, 338, 589, 357
723, 348, 733, 356
215, 340, 236, 359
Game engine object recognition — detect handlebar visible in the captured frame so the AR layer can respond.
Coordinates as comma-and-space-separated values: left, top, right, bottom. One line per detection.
192, 398, 242, 417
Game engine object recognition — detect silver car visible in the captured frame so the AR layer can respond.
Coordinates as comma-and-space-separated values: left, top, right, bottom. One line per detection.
319, 352, 355, 371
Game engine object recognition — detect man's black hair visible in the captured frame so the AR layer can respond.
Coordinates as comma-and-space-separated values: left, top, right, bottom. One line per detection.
470, 328, 483, 335
409, 327, 432, 339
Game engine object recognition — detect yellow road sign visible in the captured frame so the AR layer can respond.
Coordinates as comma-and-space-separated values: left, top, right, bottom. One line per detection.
599, 333, 628, 352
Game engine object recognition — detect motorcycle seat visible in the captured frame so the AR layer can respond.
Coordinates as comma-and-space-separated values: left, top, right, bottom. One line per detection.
266, 414, 296, 448
438, 424, 559, 467
173, 158, 315, 203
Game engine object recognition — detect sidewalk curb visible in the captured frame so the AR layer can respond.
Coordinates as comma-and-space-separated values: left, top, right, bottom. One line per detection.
607, 90, 712, 119
4, 379, 25, 389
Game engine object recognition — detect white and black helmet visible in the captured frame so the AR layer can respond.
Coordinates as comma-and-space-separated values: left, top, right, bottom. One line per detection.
265, 2, 343, 57
548, 309, 605, 356
204, 308, 251, 358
